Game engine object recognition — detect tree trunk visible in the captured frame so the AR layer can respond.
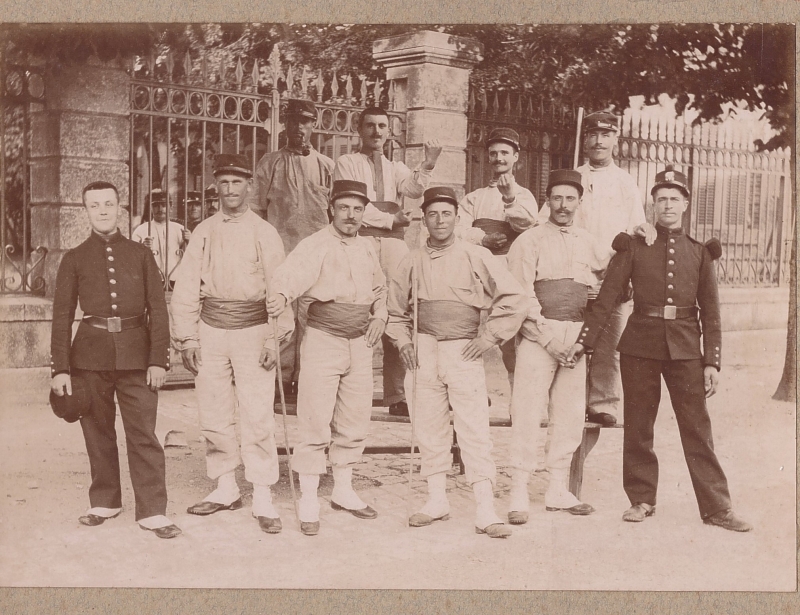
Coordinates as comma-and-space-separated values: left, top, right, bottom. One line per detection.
772, 234, 796, 401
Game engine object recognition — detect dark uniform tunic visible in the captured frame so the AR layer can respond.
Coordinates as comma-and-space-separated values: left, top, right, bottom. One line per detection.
577, 224, 731, 518
51, 230, 170, 521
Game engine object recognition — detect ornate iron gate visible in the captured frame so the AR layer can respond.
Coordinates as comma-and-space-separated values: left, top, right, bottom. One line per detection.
0, 51, 47, 295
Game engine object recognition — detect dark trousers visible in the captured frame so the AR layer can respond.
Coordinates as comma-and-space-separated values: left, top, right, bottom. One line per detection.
620, 355, 732, 518
382, 333, 406, 406
75, 369, 168, 521
500, 337, 516, 377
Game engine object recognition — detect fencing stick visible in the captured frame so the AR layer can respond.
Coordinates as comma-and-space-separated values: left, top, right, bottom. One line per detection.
405, 260, 420, 526
573, 107, 585, 169
258, 242, 299, 528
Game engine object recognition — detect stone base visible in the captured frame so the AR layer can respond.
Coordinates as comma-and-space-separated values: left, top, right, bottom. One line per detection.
0, 297, 55, 369
719, 287, 790, 331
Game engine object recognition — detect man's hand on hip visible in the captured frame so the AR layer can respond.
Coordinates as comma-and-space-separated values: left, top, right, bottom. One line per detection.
461, 336, 495, 361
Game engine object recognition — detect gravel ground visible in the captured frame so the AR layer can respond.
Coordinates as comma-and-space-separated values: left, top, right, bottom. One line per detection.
0, 329, 795, 592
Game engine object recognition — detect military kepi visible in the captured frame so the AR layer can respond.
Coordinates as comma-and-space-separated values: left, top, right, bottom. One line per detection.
421, 186, 459, 211
213, 154, 253, 178
331, 179, 369, 203
651, 165, 689, 197
546, 169, 584, 197
285, 99, 317, 121
583, 111, 619, 133
49, 375, 90, 423
486, 127, 520, 152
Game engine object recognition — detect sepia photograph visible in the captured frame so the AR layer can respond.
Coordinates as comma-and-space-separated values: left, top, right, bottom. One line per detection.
0, 17, 796, 602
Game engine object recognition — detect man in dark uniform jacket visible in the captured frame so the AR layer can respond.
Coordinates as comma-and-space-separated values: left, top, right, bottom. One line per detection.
569, 167, 752, 532
50, 181, 181, 539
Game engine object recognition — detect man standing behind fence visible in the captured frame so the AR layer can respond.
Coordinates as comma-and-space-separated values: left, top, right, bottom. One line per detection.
334, 106, 442, 418
170, 154, 294, 535
250, 99, 335, 396
506, 169, 598, 523
457, 127, 540, 386
387, 186, 528, 538
540, 111, 654, 426
267, 179, 387, 536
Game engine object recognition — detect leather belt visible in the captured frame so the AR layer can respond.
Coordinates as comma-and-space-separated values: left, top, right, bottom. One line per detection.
634, 305, 697, 320
83, 313, 146, 333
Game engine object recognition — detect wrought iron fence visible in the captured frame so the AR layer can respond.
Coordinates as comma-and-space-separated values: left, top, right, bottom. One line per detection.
466, 90, 577, 204
0, 54, 47, 296
130, 44, 406, 289
615, 112, 793, 287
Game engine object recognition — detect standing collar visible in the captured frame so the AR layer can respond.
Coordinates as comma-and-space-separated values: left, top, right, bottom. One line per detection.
655, 223, 685, 236
220, 206, 252, 223
545, 220, 576, 234
90, 229, 123, 244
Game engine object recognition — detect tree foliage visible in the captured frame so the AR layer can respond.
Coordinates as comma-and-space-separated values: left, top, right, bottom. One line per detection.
2, 22, 794, 146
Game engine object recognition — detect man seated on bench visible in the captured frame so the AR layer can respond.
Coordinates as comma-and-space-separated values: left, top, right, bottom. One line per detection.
506, 169, 600, 524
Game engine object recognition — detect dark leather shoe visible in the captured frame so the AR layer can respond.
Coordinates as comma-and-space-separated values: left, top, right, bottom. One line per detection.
388, 401, 409, 417
78, 512, 120, 527
546, 502, 595, 516
140, 524, 182, 539
622, 503, 656, 522
300, 521, 320, 536
331, 501, 378, 519
257, 516, 282, 534
586, 410, 617, 426
187, 498, 243, 516
703, 509, 753, 532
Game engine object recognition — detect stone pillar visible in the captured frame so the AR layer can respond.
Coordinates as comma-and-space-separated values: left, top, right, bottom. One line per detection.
29, 57, 131, 299
373, 31, 483, 248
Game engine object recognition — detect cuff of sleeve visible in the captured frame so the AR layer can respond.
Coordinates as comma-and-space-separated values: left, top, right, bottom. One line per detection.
536, 330, 554, 348
179, 339, 200, 351
370, 310, 389, 324
575, 324, 594, 348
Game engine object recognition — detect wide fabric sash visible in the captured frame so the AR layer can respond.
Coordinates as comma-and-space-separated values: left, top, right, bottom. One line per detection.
533, 279, 588, 322
472, 218, 520, 255
307, 301, 372, 339
201, 298, 269, 330
418, 300, 481, 340
358, 201, 405, 239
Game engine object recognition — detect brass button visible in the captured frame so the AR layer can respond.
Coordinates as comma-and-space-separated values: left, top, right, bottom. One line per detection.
111, 292, 117, 298
667, 298, 673, 304
109, 268, 115, 273
108, 256, 114, 262
667, 284, 674, 290
668, 272, 674, 278
106, 247, 112, 252
669, 238, 675, 244
110, 279, 117, 285
669, 249, 675, 254
668, 260, 675, 265
111, 304, 118, 310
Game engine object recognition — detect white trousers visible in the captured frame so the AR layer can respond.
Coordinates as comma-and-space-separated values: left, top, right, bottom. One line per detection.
509, 321, 586, 473
195, 321, 279, 485
407, 334, 496, 485
292, 326, 374, 475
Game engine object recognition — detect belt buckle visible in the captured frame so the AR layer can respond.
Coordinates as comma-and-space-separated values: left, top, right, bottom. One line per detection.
107, 316, 122, 333
663, 305, 677, 320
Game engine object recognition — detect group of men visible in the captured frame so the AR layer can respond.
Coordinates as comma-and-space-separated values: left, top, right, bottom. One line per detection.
49, 103, 752, 541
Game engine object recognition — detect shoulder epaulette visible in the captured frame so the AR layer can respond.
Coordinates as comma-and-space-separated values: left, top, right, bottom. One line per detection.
704, 238, 722, 260
611, 232, 631, 252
